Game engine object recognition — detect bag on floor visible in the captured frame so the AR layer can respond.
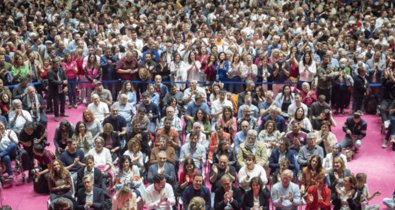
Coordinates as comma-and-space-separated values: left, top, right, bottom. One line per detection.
34, 175, 49, 194
342, 148, 354, 161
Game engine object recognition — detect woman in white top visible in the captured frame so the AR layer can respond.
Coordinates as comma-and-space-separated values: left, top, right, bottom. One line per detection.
123, 138, 144, 170
87, 136, 113, 175
169, 53, 186, 90
8, 99, 32, 134
0, 121, 19, 178
323, 143, 347, 173
185, 51, 202, 81
238, 154, 267, 192
298, 52, 316, 84
228, 53, 244, 93
287, 107, 313, 133
316, 122, 337, 154
257, 120, 282, 157
241, 54, 258, 82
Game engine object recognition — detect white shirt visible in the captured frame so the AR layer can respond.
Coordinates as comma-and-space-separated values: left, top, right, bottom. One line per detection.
211, 99, 233, 120
238, 164, 268, 191
240, 63, 258, 82
146, 183, 176, 210
0, 130, 18, 151
87, 147, 112, 167
87, 102, 109, 122
8, 110, 33, 134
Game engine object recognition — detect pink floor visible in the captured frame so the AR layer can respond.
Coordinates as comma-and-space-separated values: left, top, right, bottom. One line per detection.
1, 106, 395, 209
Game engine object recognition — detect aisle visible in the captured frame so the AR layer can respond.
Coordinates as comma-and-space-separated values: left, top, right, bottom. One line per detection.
2, 107, 395, 209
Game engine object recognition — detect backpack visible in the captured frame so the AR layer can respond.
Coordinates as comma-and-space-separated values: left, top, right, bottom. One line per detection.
364, 93, 378, 115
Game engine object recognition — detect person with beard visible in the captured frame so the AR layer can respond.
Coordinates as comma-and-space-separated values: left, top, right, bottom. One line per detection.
127, 120, 150, 156
237, 129, 268, 168
147, 151, 176, 185
22, 86, 47, 126
180, 132, 206, 172
316, 54, 339, 104
139, 91, 161, 135
155, 117, 180, 151
48, 57, 69, 122
100, 47, 118, 99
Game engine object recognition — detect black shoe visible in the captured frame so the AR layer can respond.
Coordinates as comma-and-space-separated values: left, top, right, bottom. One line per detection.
27, 176, 34, 183
46, 110, 53, 114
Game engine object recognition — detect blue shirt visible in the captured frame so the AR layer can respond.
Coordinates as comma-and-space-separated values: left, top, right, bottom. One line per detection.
60, 149, 85, 173
186, 102, 211, 118
234, 131, 247, 153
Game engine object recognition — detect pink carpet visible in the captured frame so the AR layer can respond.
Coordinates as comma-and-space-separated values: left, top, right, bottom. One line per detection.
1, 107, 394, 209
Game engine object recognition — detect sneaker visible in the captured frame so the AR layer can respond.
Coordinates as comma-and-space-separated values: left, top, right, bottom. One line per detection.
391, 135, 395, 143
382, 139, 388, 148
7, 175, 14, 180
384, 120, 390, 129
54, 117, 59, 122
73, 104, 78, 108
60, 113, 69, 117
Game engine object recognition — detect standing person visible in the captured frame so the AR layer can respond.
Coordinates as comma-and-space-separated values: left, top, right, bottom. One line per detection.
83, 53, 102, 105
62, 53, 78, 109
215, 52, 230, 84
316, 55, 338, 104
352, 64, 368, 113
101, 47, 118, 99
48, 58, 68, 122
271, 169, 301, 210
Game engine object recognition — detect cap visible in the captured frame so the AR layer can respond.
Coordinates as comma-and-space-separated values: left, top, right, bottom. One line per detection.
353, 110, 363, 118
94, 80, 102, 86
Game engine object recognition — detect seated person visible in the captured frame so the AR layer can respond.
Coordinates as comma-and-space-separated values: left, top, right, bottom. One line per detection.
130, 107, 150, 134
214, 175, 242, 210
53, 120, 74, 156
287, 107, 313, 133
139, 91, 161, 134
150, 134, 176, 166
184, 93, 210, 124
146, 174, 176, 209
123, 138, 145, 170
127, 121, 150, 156
234, 120, 250, 153
147, 151, 176, 185
260, 107, 286, 133
155, 117, 180, 151
32, 143, 55, 183
87, 93, 110, 123
87, 136, 113, 177
114, 155, 145, 200
112, 186, 138, 210
238, 154, 268, 193
112, 93, 136, 126
355, 172, 381, 210
269, 138, 296, 175
332, 175, 360, 210
305, 174, 331, 210
158, 106, 182, 132
316, 122, 337, 155
60, 139, 85, 180
186, 108, 212, 138
48, 159, 75, 210
241, 177, 271, 210
300, 155, 326, 196
323, 143, 347, 172
309, 95, 333, 130
72, 121, 94, 155
76, 155, 105, 193
99, 123, 121, 160
298, 133, 324, 169
182, 173, 211, 210
327, 157, 352, 200
178, 158, 199, 194
237, 130, 268, 168
383, 190, 395, 209
258, 120, 283, 157
340, 111, 367, 152
185, 122, 209, 150
237, 107, 258, 131
0, 121, 18, 179
271, 169, 302, 209
238, 94, 260, 119
8, 98, 33, 134
102, 105, 127, 150
180, 132, 206, 172
91, 80, 113, 108
76, 175, 111, 210
208, 124, 231, 163
22, 86, 47, 126
209, 154, 237, 193
213, 139, 238, 171
285, 121, 308, 152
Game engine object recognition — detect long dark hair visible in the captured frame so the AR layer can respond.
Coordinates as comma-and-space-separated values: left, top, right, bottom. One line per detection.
303, 52, 313, 66
307, 155, 323, 172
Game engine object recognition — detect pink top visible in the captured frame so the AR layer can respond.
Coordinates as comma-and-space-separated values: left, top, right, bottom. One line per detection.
62, 61, 78, 79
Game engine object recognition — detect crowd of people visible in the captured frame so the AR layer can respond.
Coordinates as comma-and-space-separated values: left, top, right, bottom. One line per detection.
1, 0, 395, 209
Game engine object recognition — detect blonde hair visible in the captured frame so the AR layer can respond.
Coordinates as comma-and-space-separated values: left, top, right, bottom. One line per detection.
188, 196, 205, 210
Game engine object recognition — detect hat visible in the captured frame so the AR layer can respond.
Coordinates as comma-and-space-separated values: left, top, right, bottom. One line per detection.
45, 40, 53, 44
353, 110, 363, 118
94, 80, 102, 86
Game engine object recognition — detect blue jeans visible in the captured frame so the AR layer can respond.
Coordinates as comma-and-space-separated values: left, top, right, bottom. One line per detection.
385, 116, 395, 140
0, 143, 17, 176
68, 78, 77, 106
340, 136, 362, 148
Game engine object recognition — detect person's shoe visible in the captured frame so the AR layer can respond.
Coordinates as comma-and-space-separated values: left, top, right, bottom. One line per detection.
334, 110, 339, 115
68, 105, 72, 109
46, 110, 53, 114
27, 176, 34, 183
54, 117, 59, 122
73, 104, 78, 108
7, 175, 14, 180
382, 139, 388, 148
60, 113, 69, 117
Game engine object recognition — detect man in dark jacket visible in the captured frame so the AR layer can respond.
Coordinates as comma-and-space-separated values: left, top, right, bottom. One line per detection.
340, 111, 367, 152
48, 57, 68, 122
352, 64, 368, 112
214, 174, 242, 210
76, 175, 111, 210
